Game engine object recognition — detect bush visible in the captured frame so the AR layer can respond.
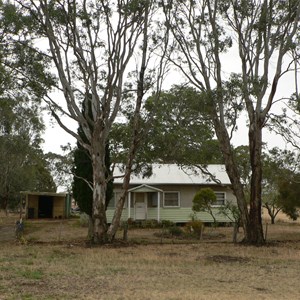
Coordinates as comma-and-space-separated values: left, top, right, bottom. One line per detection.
79, 213, 90, 227
140, 219, 160, 228
168, 226, 183, 237
185, 220, 204, 238
161, 220, 175, 228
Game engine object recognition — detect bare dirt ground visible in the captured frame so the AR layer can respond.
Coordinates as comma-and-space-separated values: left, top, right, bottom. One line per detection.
1, 214, 300, 300
0, 213, 16, 242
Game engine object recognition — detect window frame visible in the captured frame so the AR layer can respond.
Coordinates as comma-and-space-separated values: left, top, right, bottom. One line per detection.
212, 191, 226, 207
163, 191, 180, 208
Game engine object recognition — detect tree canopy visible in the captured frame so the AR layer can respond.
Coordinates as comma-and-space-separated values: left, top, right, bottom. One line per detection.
111, 85, 223, 166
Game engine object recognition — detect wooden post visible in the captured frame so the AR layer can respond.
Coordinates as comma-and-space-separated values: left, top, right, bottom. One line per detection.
264, 222, 268, 242
123, 222, 128, 241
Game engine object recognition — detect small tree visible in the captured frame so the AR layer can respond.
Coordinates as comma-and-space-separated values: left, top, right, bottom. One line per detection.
193, 188, 217, 225
279, 174, 300, 221
262, 148, 300, 224
219, 203, 241, 243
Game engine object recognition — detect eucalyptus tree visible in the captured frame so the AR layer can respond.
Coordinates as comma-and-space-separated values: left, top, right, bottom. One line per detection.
279, 173, 300, 221
72, 98, 114, 238
13, 0, 167, 243
0, 98, 56, 210
263, 148, 300, 223
112, 85, 223, 166
162, 0, 300, 244
0, 2, 55, 211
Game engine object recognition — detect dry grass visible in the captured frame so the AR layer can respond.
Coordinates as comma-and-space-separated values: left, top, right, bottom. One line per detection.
1, 214, 300, 299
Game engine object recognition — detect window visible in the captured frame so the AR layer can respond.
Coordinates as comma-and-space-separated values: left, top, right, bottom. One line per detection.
213, 192, 226, 206
163, 192, 180, 207
148, 192, 158, 208
108, 192, 125, 208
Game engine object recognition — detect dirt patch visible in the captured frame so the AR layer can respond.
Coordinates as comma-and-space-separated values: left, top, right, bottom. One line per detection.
0, 225, 16, 242
206, 254, 251, 264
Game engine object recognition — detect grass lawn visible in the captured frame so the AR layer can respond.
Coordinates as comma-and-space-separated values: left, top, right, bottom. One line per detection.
1, 213, 300, 299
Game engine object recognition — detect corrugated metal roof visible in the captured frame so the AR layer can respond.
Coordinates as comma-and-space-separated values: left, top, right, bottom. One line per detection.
20, 191, 67, 197
114, 164, 231, 185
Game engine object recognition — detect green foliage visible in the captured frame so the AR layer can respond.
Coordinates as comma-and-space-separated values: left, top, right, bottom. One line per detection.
193, 188, 217, 212
193, 188, 217, 224
144, 85, 219, 164
161, 220, 175, 228
79, 213, 91, 227
45, 149, 74, 192
0, 98, 56, 202
112, 85, 223, 165
20, 269, 43, 280
0, 2, 56, 100
72, 146, 93, 216
278, 174, 300, 220
140, 219, 160, 229
184, 220, 204, 238
262, 148, 300, 222
218, 202, 240, 224
168, 226, 183, 237
0, 1, 56, 210
233, 146, 300, 223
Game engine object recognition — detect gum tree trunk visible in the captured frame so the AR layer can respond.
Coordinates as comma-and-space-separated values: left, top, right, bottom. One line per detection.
247, 119, 265, 244
91, 132, 108, 244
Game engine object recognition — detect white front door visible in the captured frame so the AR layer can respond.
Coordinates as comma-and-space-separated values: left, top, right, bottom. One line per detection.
135, 193, 146, 220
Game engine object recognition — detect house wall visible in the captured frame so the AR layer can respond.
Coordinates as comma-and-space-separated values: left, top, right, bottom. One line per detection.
106, 207, 233, 223
152, 184, 235, 208
108, 184, 236, 223
113, 184, 236, 207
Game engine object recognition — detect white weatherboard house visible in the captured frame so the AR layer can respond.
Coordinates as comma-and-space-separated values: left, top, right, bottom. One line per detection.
107, 164, 236, 223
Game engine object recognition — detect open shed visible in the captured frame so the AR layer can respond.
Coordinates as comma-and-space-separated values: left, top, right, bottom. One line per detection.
21, 191, 71, 219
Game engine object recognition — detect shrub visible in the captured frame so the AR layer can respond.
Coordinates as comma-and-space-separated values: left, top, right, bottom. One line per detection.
168, 226, 183, 237
141, 219, 159, 228
79, 213, 90, 227
185, 220, 204, 238
161, 220, 175, 228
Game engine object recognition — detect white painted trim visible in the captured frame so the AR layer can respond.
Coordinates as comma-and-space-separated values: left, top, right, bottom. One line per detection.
128, 184, 163, 193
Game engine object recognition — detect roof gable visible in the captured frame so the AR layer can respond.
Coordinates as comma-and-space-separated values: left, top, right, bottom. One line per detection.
128, 184, 163, 192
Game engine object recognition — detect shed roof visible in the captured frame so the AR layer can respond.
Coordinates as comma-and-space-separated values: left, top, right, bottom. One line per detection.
20, 191, 67, 197
114, 164, 231, 185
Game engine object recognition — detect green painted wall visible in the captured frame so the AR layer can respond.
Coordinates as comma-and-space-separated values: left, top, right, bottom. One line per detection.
106, 207, 232, 223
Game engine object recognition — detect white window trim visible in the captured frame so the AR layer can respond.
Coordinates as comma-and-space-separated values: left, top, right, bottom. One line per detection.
212, 191, 226, 207
163, 191, 180, 208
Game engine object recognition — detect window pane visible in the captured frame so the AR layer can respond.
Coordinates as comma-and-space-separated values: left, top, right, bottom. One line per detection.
214, 192, 225, 206
148, 192, 158, 208
164, 192, 179, 207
